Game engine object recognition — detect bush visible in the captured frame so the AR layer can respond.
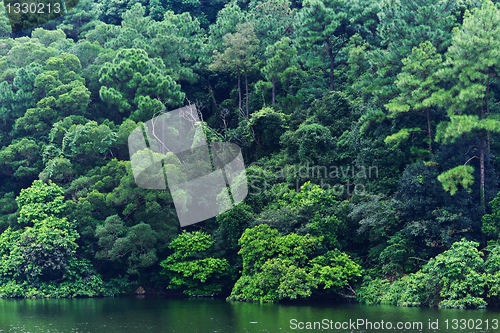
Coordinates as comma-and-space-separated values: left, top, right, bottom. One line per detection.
356, 239, 495, 309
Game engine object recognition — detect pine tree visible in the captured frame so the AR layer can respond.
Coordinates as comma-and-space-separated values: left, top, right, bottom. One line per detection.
384, 41, 443, 155
260, 37, 303, 105
295, 0, 348, 91
209, 22, 260, 119
358, 0, 459, 104
434, 1, 500, 210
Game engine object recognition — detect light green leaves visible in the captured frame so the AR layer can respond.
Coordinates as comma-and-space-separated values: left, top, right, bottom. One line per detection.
384, 128, 424, 148
160, 231, 230, 295
385, 41, 443, 115
437, 165, 475, 195
433, 1, 500, 207
436, 115, 500, 144
229, 224, 361, 302
209, 21, 259, 75
0, 3, 10, 36
0, 180, 106, 298
358, 238, 493, 309
426, 239, 487, 309
16, 180, 66, 225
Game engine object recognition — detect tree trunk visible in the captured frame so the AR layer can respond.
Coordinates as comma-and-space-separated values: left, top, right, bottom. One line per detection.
487, 76, 491, 152
245, 66, 249, 120
480, 96, 486, 211
426, 107, 432, 153
237, 68, 242, 112
272, 79, 276, 106
480, 133, 485, 212
327, 39, 335, 91
487, 131, 491, 154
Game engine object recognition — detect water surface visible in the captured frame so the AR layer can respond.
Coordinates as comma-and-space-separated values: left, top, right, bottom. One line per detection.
0, 297, 499, 332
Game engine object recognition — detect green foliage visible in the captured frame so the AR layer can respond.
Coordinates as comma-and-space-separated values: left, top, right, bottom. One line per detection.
229, 224, 361, 302
434, 1, 500, 209
16, 180, 66, 225
160, 231, 230, 295
1, 0, 500, 305
387, 40, 442, 115
209, 21, 260, 117
96, 216, 159, 275
260, 36, 304, 104
356, 277, 391, 305
57, 0, 102, 38
102, 4, 205, 84
99, 48, 184, 121
427, 239, 487, 309
0, 138, 42, 182
14, 53, 90, 137
0, 181, 112, 298
307, 91, 355, 137
0, 38, 58, 69
358, 272, 441, 307
248, 107, 287, 153
282, 123, 333, 164
437, 165, 475, 195
146, 9, 205, 83
254, 183, 342, 249
61, 121, 117, 160
214, 203, 255, 261
384, 41, 443, 155
248, 0, 295, 53
483, 193, 500, 240
436, 115, 500, 144
39, 119, 117, 183
32, 29, 67, 47
384, 128, 423, 148
0, 3, 9, 37
97, 0, 148, 25
0, 63, 42, 135
295, 0, 349, 91
357, 239, 498, 309
357, 0, 458, 103
208, 2, 247, 52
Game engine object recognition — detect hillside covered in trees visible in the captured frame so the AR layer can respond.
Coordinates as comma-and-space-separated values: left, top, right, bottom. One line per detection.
2, 0, 500, 309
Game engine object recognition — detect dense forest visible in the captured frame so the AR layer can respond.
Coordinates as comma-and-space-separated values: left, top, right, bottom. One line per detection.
2, 0, 500, 309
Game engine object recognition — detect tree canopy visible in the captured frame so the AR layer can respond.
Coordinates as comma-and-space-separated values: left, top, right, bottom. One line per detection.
1, 0, 500, 307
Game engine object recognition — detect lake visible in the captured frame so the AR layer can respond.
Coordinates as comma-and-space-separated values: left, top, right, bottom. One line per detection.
0, 296, 499, 332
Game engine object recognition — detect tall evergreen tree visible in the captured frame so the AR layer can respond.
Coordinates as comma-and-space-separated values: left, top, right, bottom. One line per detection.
384, 41, 443, 155
295, 0, 348, 91
209, 22, 260, 119
357, 0, 459, 103
434, 1, 500, 210
260, 37, 303, 105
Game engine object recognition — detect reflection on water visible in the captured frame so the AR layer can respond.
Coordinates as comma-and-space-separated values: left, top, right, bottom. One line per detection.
0, 297, 499, 332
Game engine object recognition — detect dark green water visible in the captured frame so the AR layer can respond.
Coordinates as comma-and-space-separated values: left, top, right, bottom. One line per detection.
0, 297, 499, 332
